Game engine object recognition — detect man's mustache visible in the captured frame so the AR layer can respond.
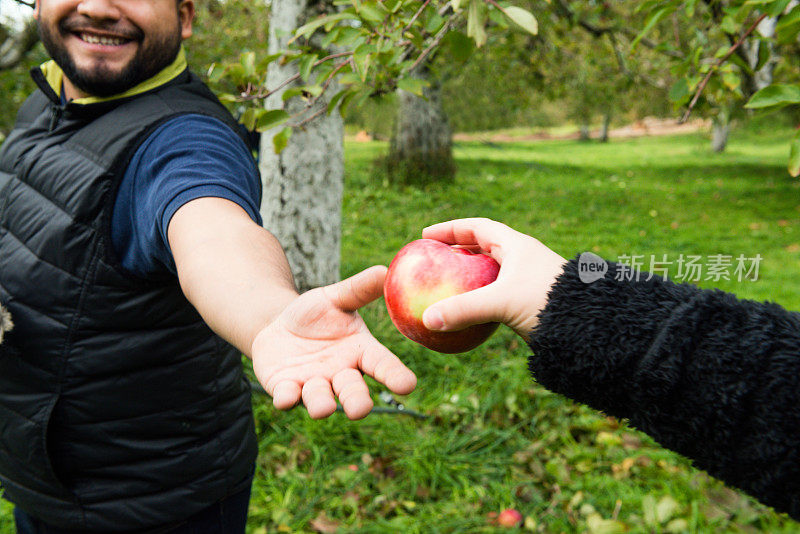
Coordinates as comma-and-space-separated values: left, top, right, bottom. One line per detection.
59, 17, 142, 41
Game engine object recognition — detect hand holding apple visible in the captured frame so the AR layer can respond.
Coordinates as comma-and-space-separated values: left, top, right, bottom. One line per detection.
384, 238, 500, 353
419, 218, 567, 342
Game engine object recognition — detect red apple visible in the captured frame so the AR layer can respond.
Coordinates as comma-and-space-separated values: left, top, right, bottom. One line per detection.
496, 508, 523, 528
384, 239, 500, 353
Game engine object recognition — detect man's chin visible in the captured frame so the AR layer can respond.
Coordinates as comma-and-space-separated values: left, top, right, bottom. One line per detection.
70, 75, 139, 98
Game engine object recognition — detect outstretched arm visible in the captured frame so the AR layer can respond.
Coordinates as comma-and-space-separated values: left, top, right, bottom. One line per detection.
422, 217, 800, 520
168, 197, 416, 420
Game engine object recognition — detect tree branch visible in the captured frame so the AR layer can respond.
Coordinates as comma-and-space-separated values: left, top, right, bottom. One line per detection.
406, 16, 458, 74
680, 13, 769, 123
607, 32, 667, 90
404, 0, 432, 34
239, 51, 352, 102
550, 0, 684, 59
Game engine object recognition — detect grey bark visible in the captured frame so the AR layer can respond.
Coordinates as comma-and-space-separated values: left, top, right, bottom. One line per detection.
260, 0, 344, 292
579, 123, 591, 141
740, 14, 779, 96
600, 113, 611, 143
0, 304, 12, 345
711, 112, 730, 153
387, 66, 455, 185
0, 18, 38, 71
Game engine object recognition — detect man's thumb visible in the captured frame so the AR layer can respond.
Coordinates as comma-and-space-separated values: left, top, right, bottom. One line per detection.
422, 285, 501, 332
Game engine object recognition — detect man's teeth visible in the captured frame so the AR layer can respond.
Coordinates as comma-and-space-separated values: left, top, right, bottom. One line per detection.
80, 33, 126, 46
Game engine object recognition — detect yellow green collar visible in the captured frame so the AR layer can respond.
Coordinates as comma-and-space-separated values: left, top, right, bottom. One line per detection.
38, 47, 188, 105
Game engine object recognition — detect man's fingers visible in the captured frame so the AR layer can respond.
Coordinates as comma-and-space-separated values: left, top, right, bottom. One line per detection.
325, 265, 388, 312
422, 284, 505, 332
272, 380, 302, 411
302, 377, 337, 419
360, 343, 417, 395
332, 369, 373, 420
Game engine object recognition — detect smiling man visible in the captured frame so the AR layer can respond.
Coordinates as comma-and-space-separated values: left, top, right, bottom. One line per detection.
0, 1, 416, 532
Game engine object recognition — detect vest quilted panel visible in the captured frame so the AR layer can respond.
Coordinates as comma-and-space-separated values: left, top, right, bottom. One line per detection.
0, 69, 258, 529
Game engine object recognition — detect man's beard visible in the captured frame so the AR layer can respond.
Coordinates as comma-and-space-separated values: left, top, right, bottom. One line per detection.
38, 17, 182, 98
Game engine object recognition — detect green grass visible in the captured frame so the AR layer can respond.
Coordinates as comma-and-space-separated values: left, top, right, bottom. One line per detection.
3, 124, 800, 532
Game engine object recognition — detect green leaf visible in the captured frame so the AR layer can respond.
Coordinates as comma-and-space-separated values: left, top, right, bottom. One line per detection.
241, 51, 256, 78
720, 15, 738, 34
452, 0, 464, 12
745, 0, 794, 17
337, 89, 359, 116
320, 27, 341, 49
776, 5, 800, 43
397, 77, 429, 97
357, 1, 388, 24
256, 109, 290, 132
755, 40, 771, 71
443, 31, 475, 62
769, 0, 793, 16
384, 0, 402, 13
632, 6, 672, 51
722, 71, 740, 91
327, 89, 352, 114
338, 72, 362, 86
207, 63, 224, 84
467, 0, 488, 47
503, 6, 538, 35
273, 127, 293, 154
299, 54, 319, 83
353, 44, 375, 81
281, 87, 305, 101
292, 13, 359, 43
789, 130, 800, 177
424, 13, 445, 34
240, 108, 257, 131
745, 84, 800, 109
655, 496, 681, 523
642, 495, 658, 527
669, 78, 691, 105
224, 63, 247, 86
335, 27, 366, 48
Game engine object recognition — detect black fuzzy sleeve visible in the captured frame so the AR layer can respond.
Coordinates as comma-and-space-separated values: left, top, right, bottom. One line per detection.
527, 256, 800, 520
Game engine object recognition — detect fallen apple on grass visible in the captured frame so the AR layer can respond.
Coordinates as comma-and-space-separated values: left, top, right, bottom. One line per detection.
383, 238, 500, 353
496, 508, 523, 528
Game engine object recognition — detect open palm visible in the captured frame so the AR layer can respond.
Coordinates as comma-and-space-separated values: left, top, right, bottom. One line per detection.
251, 266, 417, 420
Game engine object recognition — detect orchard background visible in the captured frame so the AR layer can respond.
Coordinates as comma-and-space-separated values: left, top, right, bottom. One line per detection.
1, 0, 800, 531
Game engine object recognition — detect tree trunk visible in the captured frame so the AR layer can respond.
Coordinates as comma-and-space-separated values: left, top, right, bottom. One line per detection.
579, 123, 591, 141
386, 66, 455, 186
0, 19, 38, 71
740, 15, 778, 96
711, 112, 730, 153
260, 0, 344, 292
0, 303, 12, 344
599, 113, 611, 143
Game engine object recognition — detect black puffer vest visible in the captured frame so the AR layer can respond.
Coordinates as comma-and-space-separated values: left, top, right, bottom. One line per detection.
0, 68, 258, 530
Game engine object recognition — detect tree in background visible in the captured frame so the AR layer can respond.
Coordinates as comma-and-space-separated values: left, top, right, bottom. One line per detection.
0, 1, 40, 139
629, 0, 800, 157
210, 0, 539, 289
384, 63, 456, 185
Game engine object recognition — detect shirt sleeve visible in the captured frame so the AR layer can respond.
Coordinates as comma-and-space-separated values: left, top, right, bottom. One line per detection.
528, 257, 800, 519
111, 114, 262, 278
